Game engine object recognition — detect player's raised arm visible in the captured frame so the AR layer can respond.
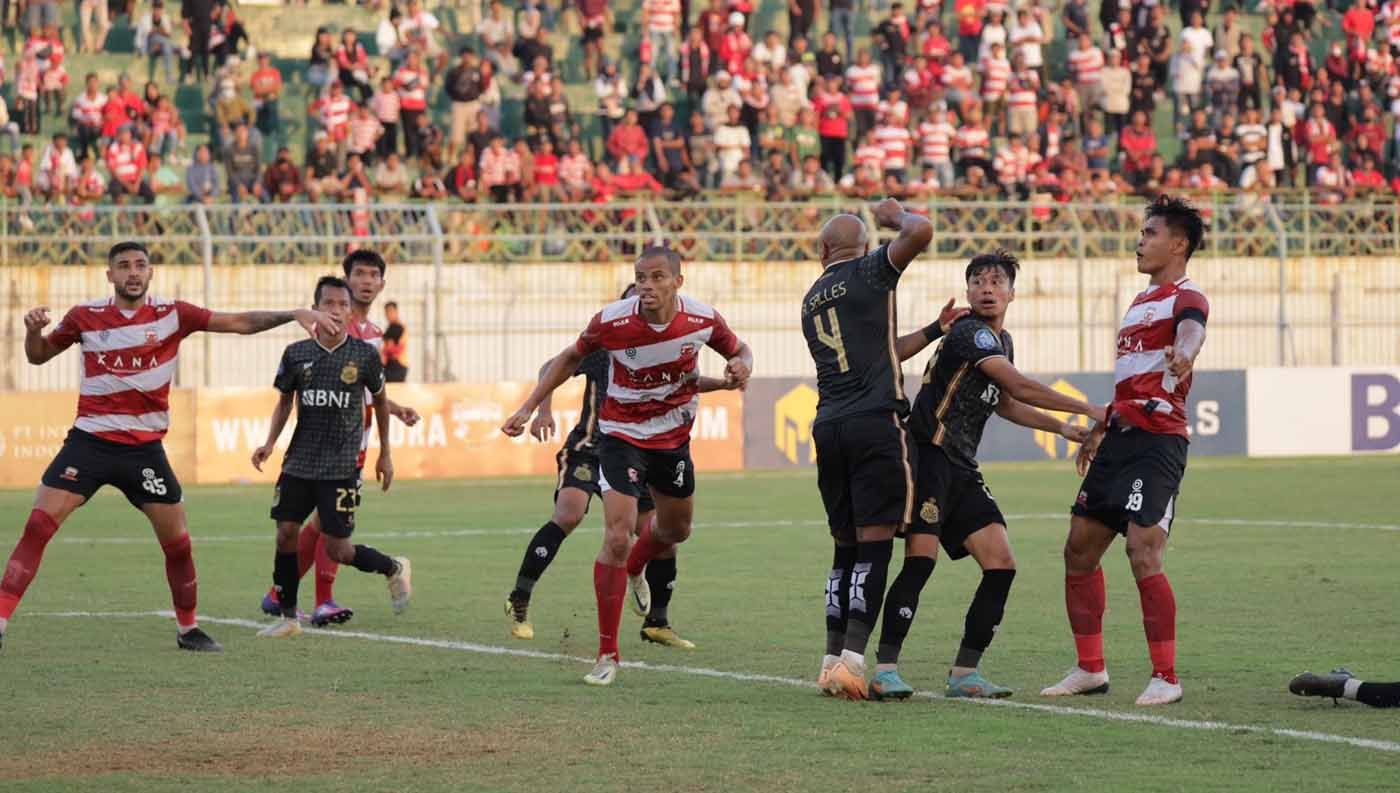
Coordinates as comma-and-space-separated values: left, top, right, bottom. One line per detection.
503, 343, 587, 437
979, 357, 1106, 423
205, 307, 342, 336
872, 197, 934, 272
23, 306, 75, 365
996, 394, 1093, 443
895, 298, 970, 361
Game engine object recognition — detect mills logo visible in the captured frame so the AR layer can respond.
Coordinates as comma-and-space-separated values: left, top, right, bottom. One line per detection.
774, 384, 819, 465
1032, 379, 1092, 459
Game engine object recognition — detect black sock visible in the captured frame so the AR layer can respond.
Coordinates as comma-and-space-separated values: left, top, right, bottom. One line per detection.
642, 556, 677, 627
1357, 682, 1400, 708
274, 551, 300, 618
876, 555, 936, 665
825, 544, 857, 656
955, 568, 1017, 670
512, 521, 569, 600
843, 539, 893, 657
351, 544, 398, 576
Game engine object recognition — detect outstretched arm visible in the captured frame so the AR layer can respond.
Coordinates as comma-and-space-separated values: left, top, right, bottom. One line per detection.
206, 308, 340, 336
895, 298, 969, 361
979, 357, 1107, 423
502, 344, 587, 437
996, 394, 1092, 442
872, 197, 934, 271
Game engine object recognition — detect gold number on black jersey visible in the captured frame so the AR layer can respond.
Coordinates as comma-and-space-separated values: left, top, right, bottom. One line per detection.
335, 486, 361, 513
814, 308, 850, 373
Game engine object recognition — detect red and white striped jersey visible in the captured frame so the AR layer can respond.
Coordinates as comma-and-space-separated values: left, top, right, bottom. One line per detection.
644, 0, 681, 32
1112, 277, 1210, 438
845, 64, 881, 108
1068, 46, 1105, 85
954, 125, 990, 159
348, 316, 384, 469
918, 119, 956, 163
854, 143, 887, 175
872, 124, 912, 170
1008, 69, 1040, 108
940, 64, 974, 90
980, 55, 1011, 98
394, 67, 429, 111
47, 296, 211, 445
575, 295, 742, 450
316, 94, 354, 140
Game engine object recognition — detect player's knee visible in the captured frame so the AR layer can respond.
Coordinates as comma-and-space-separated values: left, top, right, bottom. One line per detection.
1124, 540, 1163, 578
600, 531, 630, 562
324, 538, 355, 564
1062, 540, 1098, 574
655, 520, 691, 545
275, 522, 300, 549
553, 510, 584, 534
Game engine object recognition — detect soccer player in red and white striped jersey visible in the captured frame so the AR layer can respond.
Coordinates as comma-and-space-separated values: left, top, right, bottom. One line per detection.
1042, 196, 1210, 707
5, 241, 337, 653
503, 247, 754, 686
258, 250, 421, 628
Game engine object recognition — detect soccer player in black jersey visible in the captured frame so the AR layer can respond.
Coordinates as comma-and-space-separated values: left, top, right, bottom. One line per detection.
803, 198, 955, 701
505, 287, 740, 649
867, 250, 1106, 700
251, 276, 413, 638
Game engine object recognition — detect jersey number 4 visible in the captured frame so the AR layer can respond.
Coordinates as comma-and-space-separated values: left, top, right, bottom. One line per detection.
813, 308, 850, 373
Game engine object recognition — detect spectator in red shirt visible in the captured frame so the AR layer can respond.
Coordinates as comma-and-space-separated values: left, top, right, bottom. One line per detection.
606, 109, 649, 165
812, 75, 852, 178
1118, 109, 1157, 176
262, 146, 305, 202
1351, 153, 1386, 192
446, 145, 479, 201
336, 29, 375, 103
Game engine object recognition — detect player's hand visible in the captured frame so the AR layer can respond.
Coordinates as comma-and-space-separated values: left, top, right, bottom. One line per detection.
294, 308, 341, 337
871, 197, 906, 229
392, 404, 421, 427
1087, 404, 1107, 424
1061, 422, 1091, 444
1164, 346, 1194, 379
529, 410, 556, 442
501, 406, 532, 437
251, 444, 273, 471
23, 306, 51, 333
936, 298, 970, 334
724, 358, 752, 390
1075, 426, 1105, 477
376, 453, 394, 492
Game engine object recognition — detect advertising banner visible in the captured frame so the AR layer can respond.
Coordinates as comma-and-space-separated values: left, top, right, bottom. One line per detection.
745, 372, 1247, 469
1247, 367, 1400, 456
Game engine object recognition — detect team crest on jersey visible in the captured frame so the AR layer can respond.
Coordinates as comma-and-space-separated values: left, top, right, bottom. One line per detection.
145, 329, 158, 345
1142, 308, 1156, 325
99, 330, 110, 342
340, 363, 359, 385
919, 497, 940, 524
574, 464, 593, 482
625, 347, 638, 359
974, 328, 999, 351
679, 343, 697, 358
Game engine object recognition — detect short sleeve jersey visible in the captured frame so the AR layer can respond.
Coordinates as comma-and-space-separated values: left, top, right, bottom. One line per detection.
802, 244, 907, 426
563, 350, 610, 453
274, 336, 386, 480
908, 316, 1014, 468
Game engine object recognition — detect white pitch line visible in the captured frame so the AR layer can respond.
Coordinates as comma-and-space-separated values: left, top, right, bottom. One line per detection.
53, 514, 1400, 546
22, 609, 1400, 756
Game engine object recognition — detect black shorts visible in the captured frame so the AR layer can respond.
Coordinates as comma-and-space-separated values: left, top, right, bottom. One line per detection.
556, 446, 655, 512
581, 24, 604, 43
813, 412, 915, 544
1072, 426, 1188, 535
907, 445, 1005, 560
41, 429, 183, 508
596, 435, 695, 501
271, 473, 361, 538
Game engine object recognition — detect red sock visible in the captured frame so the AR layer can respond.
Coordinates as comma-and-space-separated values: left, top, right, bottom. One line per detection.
296, 522, 321, 579
624, 518, 670, 577
594, 561, 626, 659
0, 510, 60, 620
314, 533, 339, 608
160, 532, 198, 629
1066, 568, 1107, 674
1136, 573, 1177, 684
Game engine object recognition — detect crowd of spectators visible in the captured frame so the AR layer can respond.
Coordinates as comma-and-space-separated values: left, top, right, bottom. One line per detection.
5, 0, 1400, 209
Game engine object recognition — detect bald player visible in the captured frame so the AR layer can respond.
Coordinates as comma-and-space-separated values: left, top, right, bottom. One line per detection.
803, 198, 951, 701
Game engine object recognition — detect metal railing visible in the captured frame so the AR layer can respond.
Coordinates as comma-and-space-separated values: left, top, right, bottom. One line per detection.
2, 200, 1399, 393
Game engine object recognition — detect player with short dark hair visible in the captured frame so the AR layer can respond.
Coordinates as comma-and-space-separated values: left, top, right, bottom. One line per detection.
251, 276, 412, 638
1290, 669, 1400, 708
502, 246, 754, 686
506, 284, 740, 649
803, 197, 950, 701
257, 250, 420, 628
1042, 195, 1210, 707
867, 250, 1105, 701
5, 241, 338, 653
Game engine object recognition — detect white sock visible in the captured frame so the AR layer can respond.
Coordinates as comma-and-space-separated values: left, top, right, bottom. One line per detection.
1343, 678, 1363, 701
821, 653, 840, 671
839, 649, 866, 673
177, 622, 198, 635
0, 616, 9, 633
